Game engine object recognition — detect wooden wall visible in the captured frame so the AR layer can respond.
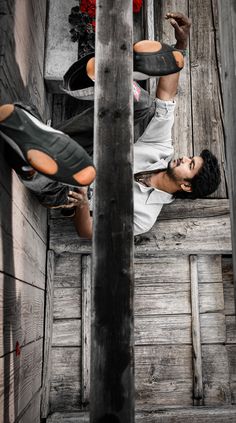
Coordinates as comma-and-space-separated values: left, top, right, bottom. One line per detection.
0, 1, 48, 422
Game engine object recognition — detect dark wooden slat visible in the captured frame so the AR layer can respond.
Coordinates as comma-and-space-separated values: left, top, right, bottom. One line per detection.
91, 1, 134, 422
218, 0, 236, 321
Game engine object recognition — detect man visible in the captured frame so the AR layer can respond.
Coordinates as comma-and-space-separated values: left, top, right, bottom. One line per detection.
0, 12, 220, 239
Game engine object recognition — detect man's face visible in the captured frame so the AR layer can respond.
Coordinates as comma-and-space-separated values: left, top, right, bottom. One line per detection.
167, 155, 204, 184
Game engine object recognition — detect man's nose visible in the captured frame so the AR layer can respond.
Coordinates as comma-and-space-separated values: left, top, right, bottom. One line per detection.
182, 156, 191, 163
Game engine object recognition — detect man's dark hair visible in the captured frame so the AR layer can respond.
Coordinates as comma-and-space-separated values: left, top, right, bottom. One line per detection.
174, 149, 221, 199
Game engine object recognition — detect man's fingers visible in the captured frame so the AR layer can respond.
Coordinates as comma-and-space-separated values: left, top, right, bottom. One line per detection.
169, 18, 180, 30
165, 12, 191, 26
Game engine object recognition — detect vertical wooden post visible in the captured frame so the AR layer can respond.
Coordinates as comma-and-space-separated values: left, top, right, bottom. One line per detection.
91, 1, 134, 423
218, 1, 236, 313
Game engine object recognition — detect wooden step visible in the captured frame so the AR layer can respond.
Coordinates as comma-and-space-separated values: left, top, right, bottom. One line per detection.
47, 407, 236, 422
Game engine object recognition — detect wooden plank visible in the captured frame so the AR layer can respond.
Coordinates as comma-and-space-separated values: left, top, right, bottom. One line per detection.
52, 319, 81, 347
135, 215, 231, 257
200, 313, 226, 344
143, 0, 156, 97
53, 287, 81, 319
197, 255, 222, 283
134, 256, 190, 284
202, 344, 231, 405
134, 283, 191, 315
159, 199, 229, 221
41, 250, 55, 419
46, 408, 236, 423
50, 215, 232, 255
218, 0, 236, 319
154, 0, 192, 158
17, 389, 41, 423
0, 178, 47, 288
0, 339, 43, 423
0, 274, 44, 357
81, 255, 91, 406
226, 316, 236, 344
50, 347, 81, 412
135, 315, 191, 345
189, 0, 226, 198
91, 0, 134, 421
0, 158, 47, 244
227, 345, 236, 404
199, 283, 224, 313
190, 255, 203, 404
135, 345, 192, 406
44, 0, 78, 92
54, 252, 82, 288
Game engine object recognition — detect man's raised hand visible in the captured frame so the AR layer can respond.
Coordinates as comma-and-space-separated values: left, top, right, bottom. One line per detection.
165, 12, 191, 50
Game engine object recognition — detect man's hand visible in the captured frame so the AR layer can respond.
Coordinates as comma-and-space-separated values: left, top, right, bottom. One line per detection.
68, 187, 89, 209
165, 12, 191, 50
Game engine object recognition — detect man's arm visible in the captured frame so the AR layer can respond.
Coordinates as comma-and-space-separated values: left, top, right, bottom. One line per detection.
68, 188, 93, 239
156, 12, 191, 101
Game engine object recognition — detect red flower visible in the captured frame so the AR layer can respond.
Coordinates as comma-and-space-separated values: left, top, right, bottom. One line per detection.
80, 0, 143, 17
133, 0, 143, 13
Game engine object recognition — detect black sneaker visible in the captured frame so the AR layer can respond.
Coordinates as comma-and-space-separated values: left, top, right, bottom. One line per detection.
0, 104, 96, 187
62, 51, 95, 100
133, 40, 184, 80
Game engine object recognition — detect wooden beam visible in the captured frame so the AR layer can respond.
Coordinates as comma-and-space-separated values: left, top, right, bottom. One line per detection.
190, 255, 203, 405
218, 0, 236, 322
91, 0, 134, 422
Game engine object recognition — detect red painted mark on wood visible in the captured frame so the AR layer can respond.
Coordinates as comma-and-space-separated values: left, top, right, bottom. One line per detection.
15, 341, 21, 356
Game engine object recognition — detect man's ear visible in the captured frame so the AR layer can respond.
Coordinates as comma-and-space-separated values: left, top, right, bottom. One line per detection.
180, 182, 192, 192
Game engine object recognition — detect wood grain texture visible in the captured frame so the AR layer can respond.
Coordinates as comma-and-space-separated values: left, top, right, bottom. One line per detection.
134, 256, 190, 284
17, 389, 41, 423
154, 0, 192, 158
50, 347, 82, 412
0, 274, 44, 357
159, 199, 229, 221
41, 250, 55, 419
53, 287, 81, 319
190, 255, 203, 403
227, 345, 236, 404
0, 176, 47, 288
54, 252, 82, 288
44, 0, 78, 92
91, 1, 134, 421
49, 215, 231, 255
202, 344, 231, 405
47, 408, 236, 423
135, 345, 192, 406
0, 339, 43, 423
197, 255, 222, 283
81, 255, 91, 406
52, 319, 81, 347
189, 0, 226, 198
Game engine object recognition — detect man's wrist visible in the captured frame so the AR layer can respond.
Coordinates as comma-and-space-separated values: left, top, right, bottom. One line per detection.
175, 41, 188, 50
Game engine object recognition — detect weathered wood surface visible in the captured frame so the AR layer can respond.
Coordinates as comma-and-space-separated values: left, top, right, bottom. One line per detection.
155, 0, 192, 158
44, 0, 78, 92
91, 1, 134, 421
0, 274, 44, 357
227, 345, 236, 404
47, 407, 236, 423
0, 175, 47, 287
218, 0, 236, 316
50, 347, 82, 412
53, 287, 81, 319
190, 256, 203, 403
0, 338, 43, 423
49, 214, 231, 255
53, 252, 82, 288
223, 257, 235, 315
41, 251, 55, 419
17, 389, 41, 423
81, 255, 91, 405
189, 0, 226, 198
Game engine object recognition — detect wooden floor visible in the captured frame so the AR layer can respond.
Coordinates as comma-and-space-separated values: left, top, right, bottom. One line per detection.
44, 0, 236, 422
0, 1, 49, 423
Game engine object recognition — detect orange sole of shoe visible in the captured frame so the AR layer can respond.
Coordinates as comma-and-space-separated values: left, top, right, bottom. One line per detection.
0, 104, 14, 122
27, 149, 96, 186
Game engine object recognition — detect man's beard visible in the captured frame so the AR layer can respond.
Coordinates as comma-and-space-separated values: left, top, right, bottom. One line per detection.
167, 160, 179, 183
